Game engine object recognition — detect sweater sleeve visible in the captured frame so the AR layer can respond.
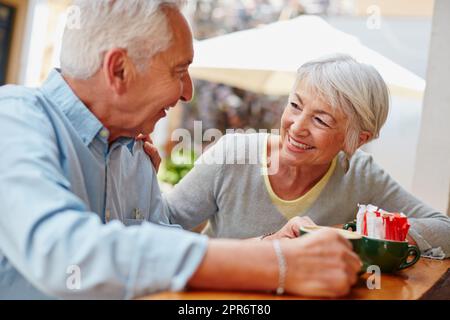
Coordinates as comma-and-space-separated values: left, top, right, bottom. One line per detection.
163, 136, 227, 230
359, 152, 450, 258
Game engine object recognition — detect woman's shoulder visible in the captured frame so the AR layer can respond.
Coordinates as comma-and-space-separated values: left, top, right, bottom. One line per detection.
202, 132, 267, 165
219, 131, 268, 146
336, 149, 389, 183
348, 149, 375, 168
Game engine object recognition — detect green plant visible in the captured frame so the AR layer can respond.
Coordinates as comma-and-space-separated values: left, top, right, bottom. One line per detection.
158, 149, 198, 186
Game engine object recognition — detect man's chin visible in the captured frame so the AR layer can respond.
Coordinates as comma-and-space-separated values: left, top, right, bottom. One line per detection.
140, 123, 157, 137
138, 113, 167, 136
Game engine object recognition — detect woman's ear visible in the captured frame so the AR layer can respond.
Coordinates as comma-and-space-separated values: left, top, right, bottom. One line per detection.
357, 131, 373, 148
102, 48, 133, 95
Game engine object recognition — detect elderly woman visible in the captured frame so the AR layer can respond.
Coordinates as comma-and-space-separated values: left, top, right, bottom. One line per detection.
149, 54, 450, 258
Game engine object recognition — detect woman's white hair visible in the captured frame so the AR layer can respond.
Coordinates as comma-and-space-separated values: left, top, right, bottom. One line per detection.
296, 53, 390, 160
61, 0, 185, 79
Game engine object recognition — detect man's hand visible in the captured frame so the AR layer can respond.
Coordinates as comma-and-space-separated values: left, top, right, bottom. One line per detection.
137, 134, 161, 173
282, 228, 362, 297
264, 217, 317, 240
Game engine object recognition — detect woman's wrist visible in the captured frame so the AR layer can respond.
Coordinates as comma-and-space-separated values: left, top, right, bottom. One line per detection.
260, 232, 277, 240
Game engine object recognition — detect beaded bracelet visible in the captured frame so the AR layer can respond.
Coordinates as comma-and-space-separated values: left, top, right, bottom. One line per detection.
260, 232, 275, 240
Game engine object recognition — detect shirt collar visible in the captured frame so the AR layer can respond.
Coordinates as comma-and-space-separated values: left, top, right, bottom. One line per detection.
40, 69, 138, 154
92, 123, 136, 154
40, 69, 104, 147
113, 137, 137, 154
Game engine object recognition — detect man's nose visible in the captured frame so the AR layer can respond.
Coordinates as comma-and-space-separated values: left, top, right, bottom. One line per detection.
180, 72, 194, 102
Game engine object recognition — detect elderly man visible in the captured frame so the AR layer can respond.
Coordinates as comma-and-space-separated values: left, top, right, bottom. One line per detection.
0, 0, 360, 299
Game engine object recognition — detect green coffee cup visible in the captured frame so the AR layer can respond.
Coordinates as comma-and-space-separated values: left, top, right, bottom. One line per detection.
299, 225, 421, 273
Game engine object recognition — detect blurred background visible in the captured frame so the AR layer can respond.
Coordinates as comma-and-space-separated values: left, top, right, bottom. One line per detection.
1, 0, 448, 213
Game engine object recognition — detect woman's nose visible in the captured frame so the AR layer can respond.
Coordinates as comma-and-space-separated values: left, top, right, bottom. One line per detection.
290, 114, 310, 136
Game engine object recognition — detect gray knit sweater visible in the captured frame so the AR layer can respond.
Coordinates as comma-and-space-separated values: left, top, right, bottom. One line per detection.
163, 133, 450, 257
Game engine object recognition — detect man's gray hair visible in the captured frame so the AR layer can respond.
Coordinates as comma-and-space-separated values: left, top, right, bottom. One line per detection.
61, 0, 185, 79
296, 53, 390, 158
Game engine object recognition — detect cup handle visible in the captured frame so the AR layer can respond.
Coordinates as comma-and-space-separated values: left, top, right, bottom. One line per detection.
343, 221, 357, 232
398, 245, 421, 270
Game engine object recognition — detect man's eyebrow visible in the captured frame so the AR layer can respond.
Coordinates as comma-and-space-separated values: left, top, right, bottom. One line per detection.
176, 60, 193, 68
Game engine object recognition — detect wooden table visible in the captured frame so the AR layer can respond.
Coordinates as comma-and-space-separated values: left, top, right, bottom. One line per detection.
141, 258, 450, 300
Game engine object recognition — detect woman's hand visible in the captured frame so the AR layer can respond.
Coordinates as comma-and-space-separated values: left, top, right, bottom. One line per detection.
406, 234, 418, 246
137, 134, 161, 173
264, 217, 317, 240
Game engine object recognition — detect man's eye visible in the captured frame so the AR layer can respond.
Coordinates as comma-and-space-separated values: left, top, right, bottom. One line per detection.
178, 70, 188, 78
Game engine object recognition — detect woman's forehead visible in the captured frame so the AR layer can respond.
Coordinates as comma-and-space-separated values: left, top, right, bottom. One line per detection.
291, 79, 348, 120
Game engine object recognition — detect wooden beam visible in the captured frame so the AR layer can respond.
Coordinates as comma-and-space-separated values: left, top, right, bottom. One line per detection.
412, 0, 450, 215
2, 0, 29, 84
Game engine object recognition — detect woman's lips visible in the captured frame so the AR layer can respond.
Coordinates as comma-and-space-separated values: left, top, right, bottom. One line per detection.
286, 135, 315, 153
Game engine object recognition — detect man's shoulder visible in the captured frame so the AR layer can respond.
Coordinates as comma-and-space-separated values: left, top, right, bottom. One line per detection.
0, 84, 40, 102
0, 84, 47, 115
0, 84, 55, 137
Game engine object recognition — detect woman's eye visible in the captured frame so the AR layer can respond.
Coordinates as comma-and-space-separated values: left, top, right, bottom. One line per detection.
315, 117, 329, 127
290, 102, 300, 110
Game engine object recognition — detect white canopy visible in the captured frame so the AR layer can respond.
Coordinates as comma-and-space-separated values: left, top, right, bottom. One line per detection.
191, 15, 425, 98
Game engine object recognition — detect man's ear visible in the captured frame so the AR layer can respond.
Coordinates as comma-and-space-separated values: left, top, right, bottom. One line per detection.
357, 131, 373, 148
102, 49, 134, 95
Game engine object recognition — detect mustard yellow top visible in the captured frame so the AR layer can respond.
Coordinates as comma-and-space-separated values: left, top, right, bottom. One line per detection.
261, 134, 337, 220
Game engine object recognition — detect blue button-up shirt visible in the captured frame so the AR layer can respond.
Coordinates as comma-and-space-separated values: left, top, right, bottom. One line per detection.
0, 69, 207, 299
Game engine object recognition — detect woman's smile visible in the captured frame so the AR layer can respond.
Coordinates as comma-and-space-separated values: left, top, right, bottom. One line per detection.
286, 134, 315, 153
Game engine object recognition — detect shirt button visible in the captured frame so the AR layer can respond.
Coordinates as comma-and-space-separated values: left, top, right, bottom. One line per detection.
105, 209, 111, 223
133, 208, 143, 220
100, 129, 109, 139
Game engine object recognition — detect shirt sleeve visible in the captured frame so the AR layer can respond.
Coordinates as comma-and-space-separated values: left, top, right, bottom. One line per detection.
0, 94, 208, 299
360, 152, 450, 258
163, 136, 227, 230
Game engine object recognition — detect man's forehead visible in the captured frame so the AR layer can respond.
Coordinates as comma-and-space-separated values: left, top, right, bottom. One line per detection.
170, 42, 193, 67
173, 40, 194, 67
161, 7, 194, 67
